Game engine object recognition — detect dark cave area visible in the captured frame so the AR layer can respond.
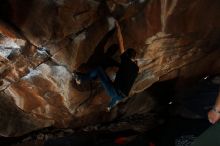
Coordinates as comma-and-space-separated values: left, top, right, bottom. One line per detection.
0, 0, 220, 146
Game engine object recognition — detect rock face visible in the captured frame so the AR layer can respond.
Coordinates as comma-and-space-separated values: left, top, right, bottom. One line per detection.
0, 0, 220, 137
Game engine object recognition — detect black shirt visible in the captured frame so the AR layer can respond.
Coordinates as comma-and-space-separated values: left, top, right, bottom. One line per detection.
114, 53, 139, 96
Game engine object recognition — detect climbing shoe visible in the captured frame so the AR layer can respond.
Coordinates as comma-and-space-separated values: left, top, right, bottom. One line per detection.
72, 72, 82, 85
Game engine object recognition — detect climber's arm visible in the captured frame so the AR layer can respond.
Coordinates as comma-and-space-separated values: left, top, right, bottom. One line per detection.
115, 21, 125, 54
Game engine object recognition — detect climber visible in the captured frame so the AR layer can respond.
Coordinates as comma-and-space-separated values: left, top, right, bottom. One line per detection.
72, 21, 139, 110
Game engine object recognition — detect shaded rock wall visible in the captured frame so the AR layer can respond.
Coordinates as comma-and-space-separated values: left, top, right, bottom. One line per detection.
0, 0, 220, 136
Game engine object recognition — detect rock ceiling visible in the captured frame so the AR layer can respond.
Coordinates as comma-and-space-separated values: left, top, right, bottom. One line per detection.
0, 0, 220, 137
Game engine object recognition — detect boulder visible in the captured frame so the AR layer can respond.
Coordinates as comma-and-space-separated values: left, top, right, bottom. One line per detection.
0, 0, 220, 136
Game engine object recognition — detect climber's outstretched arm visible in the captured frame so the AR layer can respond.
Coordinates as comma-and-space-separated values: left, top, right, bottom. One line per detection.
115, 20, 125, 54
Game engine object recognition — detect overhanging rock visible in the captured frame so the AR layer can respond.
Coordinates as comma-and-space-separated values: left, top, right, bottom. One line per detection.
0, 0, 220, 136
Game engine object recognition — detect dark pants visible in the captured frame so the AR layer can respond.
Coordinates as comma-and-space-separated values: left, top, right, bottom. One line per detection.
79, 67, 123, 107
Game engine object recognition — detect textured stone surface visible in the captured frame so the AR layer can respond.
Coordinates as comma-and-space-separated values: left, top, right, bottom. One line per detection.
0, 91, 53, 137
0, 0, 220, 137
